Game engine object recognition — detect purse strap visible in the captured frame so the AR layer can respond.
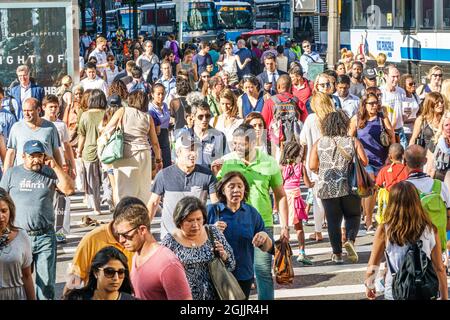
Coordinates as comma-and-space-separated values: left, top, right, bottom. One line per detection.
205, 224, 220, 258
116, 107, 125, 131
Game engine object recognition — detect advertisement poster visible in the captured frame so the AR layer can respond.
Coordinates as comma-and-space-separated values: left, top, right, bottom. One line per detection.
0, 1, 78, 93
350, 29, 402, 63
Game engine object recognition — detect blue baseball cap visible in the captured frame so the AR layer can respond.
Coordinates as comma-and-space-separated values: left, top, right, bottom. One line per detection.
23, 140, 45, 155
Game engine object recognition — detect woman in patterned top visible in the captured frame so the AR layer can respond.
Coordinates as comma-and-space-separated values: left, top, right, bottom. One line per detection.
161, 196, 235, 300
310, 110, 368, 265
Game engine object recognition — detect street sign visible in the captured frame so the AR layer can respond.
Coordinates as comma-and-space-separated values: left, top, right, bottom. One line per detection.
293, 0, 318, 13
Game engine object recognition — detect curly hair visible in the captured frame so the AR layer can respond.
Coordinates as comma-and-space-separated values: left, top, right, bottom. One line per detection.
321, 110, 350, 137
108, 79, 129, 100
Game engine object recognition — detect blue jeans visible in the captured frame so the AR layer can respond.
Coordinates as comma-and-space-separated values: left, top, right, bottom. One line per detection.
254, 227, 274, 300
30, 230, 57, 300
395, 127, 408, 150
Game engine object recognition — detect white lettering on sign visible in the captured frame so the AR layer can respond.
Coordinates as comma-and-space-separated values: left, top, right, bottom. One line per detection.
0, 55, 66, 65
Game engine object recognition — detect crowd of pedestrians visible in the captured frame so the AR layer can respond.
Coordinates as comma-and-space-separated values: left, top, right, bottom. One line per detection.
0, 30, 450, 301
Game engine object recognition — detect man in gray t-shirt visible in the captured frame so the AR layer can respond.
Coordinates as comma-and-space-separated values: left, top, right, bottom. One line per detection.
147, 135, 218, 240
0, 140, 74, 300
4, 97, 61, 171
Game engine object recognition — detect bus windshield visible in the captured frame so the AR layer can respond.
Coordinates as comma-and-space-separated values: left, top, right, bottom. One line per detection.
185, 3, 217, 31
218, 5, 253, 29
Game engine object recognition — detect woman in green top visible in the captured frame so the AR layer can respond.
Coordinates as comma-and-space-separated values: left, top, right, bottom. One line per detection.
202, 75, 224, 117
77, 89, 107, 215
176, 48, 198, 91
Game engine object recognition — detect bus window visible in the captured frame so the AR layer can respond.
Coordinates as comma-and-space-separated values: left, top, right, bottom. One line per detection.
341, 0, 352, 31
395, 0, 416, 29
444, 0, 450, 28
185, 3, 217, 32
353, 0, 393, 29
420, 0, 434, 29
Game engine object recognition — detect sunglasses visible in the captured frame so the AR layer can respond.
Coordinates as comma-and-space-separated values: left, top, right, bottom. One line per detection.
432, 74, 443, 77
116, 226, 139, 240
366, 101, 379, 106
197, 114, 211, 120
98, 267, 126, 279
407, 82, 416, 86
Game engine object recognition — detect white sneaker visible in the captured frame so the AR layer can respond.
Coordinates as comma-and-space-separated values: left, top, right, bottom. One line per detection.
343, 241, 358, 263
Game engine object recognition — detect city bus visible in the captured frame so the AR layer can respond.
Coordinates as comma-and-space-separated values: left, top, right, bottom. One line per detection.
104, 8, 141, 38
139, 0, 218, 43
254, 0, 291, 36
215, 1, 254, 41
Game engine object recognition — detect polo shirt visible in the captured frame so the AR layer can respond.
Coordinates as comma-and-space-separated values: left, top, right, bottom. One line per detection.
333, 93, 360, 118
188, 127, 228, 168
207, 202, 266, 281
151, 164, 217, 240
217, 149, 283, 227
71, 222, 134, 284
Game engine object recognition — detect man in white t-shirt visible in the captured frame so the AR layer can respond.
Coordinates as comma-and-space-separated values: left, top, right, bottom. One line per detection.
88, 36, 108, 74
380, 65, 407, 149
405, 145, 450, 230
80, 62, 108, 96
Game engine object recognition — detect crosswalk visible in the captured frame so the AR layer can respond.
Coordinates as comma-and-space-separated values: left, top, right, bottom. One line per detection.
55, 192, 380, 300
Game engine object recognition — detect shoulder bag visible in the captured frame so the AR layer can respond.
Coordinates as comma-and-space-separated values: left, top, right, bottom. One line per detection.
100, 108, 125, 164
206, 225, 246, 300
337, 137, 375, 198
415, 119, 426, 148
273, 237, 294, 285
379, 117, 391, 147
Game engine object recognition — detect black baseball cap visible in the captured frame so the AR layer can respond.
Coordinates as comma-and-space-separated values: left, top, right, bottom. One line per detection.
363, 68, 377, 80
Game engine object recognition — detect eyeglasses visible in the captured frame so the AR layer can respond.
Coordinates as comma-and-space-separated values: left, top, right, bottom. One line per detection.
197, 114, 211, 120
318, 82, 331, 88
116, 226, 139, 240
366, 101, 379, 106
98, 267, 126, 279
432, 73, 443, 78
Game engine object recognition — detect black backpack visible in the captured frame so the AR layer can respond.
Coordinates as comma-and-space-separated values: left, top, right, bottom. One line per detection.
385, 239, 439, 300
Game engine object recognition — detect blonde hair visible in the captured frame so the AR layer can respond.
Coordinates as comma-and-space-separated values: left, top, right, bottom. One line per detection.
427, 65, 443, 79
340, 48, 353, 60
376, 52, 387, 66
441, 79, 450, 107
434, 110, 450, 143
56, 75, 73, 97
310, 92, 335, 121
96, 36, 107, 45
219, 89, 238, 118
313, 73, 331, 93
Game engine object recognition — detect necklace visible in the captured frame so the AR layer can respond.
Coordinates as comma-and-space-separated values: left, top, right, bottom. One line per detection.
0, 227, 11, 250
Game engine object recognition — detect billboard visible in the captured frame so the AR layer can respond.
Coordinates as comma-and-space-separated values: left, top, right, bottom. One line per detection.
0, 0, 79, 94
350, 29, 402, 63
293, 0, 317, 13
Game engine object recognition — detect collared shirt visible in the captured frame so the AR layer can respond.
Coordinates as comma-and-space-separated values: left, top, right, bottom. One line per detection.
333, 93, 360, 118
156, 76, 176, 105
0, 107, 17, 142
217, 149, 283, 227
20, 84, 32, 106
207, 202, 266, 281
188, 127, 227, 168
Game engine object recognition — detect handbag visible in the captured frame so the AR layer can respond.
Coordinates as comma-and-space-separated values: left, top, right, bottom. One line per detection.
206, 225, 246, 300
415, 120, 426, 148
273, 237, 294, 285
337, 138, 375, 198
100, 108, 124, 164
379, 117, 390, 147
